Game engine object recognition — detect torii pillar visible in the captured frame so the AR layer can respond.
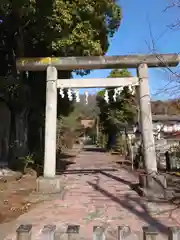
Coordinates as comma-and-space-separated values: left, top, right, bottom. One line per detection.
36, 66, 61, 192
137, 64, 168, 200
137, 63, 157, 174
44, 66, 57, 177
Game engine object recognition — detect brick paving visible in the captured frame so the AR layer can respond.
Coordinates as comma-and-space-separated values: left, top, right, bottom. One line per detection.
4, 146, 180, 239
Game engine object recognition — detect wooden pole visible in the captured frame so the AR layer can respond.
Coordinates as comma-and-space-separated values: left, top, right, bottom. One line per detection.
137, 64, 157, 173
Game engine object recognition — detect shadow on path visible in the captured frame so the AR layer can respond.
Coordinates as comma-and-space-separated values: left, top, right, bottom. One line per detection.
83, 147, 106, 153
56, 153, 76, 172
99, 171, 133, 186
87, 181, 169, 235
99, 171, 172, 202
57, 168, 117, 175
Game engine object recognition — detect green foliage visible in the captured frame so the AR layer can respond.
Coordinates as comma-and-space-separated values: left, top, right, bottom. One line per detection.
1, 0, 121, 57
97, 69, 137, 135
0, 0, 122, 158
0, 0, 121, 114
22, 154, 34, 168
74, 95, 99, 119
18, 153, 35, 172
56, 107, 84, 151
60, 108, 83, 132
108, 69, 131, 78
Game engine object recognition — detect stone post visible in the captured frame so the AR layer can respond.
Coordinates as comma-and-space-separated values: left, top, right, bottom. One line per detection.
137, 64, 157, 173
44, 66, 57, 177
16, 224, 32, 240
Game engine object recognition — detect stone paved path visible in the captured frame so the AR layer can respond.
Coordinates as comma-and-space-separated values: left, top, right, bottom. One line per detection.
5, 146, 180, 239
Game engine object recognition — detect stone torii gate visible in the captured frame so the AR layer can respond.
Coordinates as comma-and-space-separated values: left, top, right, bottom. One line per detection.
16, 54, 179, 192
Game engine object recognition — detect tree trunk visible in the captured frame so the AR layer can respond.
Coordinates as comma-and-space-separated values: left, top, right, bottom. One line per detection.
106, 133, 116, 151
124, 127, 130, 158
28, 116, 42, 153
9, 109, 29, 169
0, 101, 11, 166
15, 110, 28, 156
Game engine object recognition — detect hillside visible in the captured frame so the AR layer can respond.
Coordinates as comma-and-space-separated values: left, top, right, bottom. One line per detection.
74, 94, 98, 119
74, 95, 180, 119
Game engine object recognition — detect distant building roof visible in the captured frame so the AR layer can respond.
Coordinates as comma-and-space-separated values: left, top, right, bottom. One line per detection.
152, 115, 180, 121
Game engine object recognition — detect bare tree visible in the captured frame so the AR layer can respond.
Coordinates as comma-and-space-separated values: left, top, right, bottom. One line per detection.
165, 0, 180, 29
143, 2, 180, 100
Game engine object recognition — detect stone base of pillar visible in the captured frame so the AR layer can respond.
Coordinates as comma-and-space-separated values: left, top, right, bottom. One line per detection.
138, 173, 174, 201
36, 176, 62, 193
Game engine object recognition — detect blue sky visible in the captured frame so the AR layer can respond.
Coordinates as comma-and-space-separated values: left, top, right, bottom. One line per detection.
74, 0, 180, 99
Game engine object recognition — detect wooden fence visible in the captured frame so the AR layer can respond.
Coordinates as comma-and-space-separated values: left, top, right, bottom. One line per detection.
15, 224, 180, 240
